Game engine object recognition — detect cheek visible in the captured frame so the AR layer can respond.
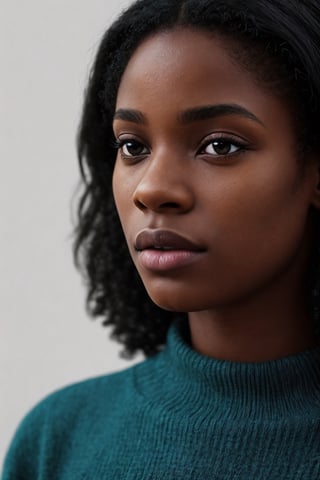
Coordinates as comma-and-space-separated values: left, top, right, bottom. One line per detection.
112, 162, 131, 227
112, 161, 140, 258
112, 170, 130, 263
202, 160, 311, 280
203, 152, 308, 234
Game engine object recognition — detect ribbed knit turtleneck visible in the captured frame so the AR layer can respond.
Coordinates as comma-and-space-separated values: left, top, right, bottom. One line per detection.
136, 318, 320, 420
3, 318, 320, 479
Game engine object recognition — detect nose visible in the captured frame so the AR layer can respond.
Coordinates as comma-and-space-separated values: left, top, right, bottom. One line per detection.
132, 152, 194, 214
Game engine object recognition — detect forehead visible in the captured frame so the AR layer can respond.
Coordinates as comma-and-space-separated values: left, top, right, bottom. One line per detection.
116, 29, 245, 105
115, 28, 292, 133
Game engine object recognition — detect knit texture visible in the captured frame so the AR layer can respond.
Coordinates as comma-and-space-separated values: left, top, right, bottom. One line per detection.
2, 319, 320, 479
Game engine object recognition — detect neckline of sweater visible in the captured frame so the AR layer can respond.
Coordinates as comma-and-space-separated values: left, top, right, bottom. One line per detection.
134, 318, 320, 419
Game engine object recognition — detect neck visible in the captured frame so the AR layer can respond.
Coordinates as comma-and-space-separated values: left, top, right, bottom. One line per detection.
188, 280, 317, 363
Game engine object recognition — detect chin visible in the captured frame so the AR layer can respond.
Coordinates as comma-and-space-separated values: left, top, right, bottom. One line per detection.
145, 286, 216, 313
142, 277, 257, 313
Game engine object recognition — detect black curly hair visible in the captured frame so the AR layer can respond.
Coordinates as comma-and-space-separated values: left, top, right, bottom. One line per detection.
74, 0, 320, 359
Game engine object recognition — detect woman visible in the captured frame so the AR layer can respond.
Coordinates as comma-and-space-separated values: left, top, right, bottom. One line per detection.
2, 0, 320, 478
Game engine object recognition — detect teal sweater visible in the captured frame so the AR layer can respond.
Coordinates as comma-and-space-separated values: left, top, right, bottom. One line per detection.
2, 319, 320, 479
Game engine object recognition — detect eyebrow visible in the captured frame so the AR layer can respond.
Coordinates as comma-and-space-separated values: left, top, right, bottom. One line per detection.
113, 104, 264, 126
179, 104, 264, 126
113, 108, 147, 124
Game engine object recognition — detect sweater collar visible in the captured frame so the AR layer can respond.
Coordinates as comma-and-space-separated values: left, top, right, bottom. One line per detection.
137, 318, 320, 419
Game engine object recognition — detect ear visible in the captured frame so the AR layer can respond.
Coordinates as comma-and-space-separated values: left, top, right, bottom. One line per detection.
310, 153, 320, 209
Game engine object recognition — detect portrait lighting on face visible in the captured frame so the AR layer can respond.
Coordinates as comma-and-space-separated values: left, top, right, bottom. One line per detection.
112, 28, 319, 361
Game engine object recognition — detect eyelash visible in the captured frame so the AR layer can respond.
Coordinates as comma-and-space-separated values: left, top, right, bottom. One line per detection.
113, 135, 248, 160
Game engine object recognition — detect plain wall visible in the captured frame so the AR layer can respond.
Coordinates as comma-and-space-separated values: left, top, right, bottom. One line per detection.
0, 0, 143, 467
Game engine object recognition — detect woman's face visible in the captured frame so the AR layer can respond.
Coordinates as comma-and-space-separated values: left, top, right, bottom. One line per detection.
112, 28, 318, 313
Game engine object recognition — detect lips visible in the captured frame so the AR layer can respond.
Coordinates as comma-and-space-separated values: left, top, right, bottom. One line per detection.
135, 229, 205, 252
134, 230, 206, 272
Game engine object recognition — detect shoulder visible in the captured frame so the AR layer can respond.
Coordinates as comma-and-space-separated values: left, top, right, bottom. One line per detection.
41, 363, 137, 411
1, 362, 143, 479
19, 361, 140, 431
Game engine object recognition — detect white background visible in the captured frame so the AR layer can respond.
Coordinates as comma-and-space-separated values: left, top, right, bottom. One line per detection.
0, 0, 143, 467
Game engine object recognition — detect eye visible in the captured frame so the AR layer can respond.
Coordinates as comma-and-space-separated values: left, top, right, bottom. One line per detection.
204, 140, 239, 155
115, 139, 149, 158
199, 136, 247, 157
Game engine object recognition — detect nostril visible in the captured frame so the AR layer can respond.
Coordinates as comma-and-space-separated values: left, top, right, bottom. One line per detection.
134, 199, 180, 211
160, 202, 180, 209
134, 195, 184, 211
134, 198, 147, 210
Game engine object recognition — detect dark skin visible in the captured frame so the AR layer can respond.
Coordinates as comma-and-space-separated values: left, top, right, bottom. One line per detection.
113, 28, 320, 362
